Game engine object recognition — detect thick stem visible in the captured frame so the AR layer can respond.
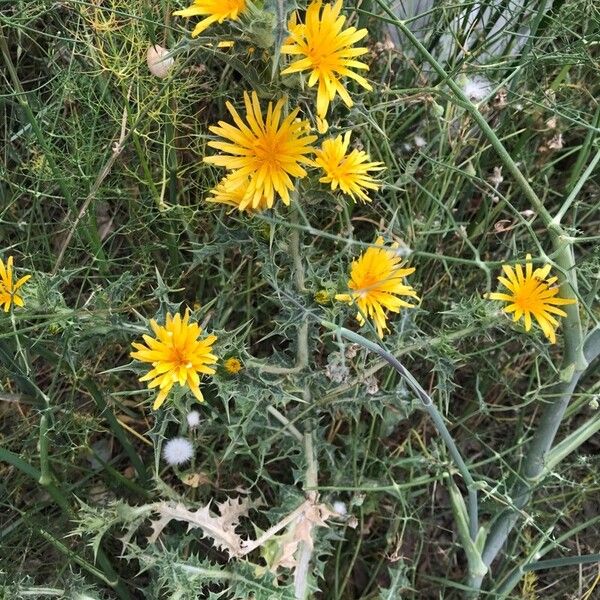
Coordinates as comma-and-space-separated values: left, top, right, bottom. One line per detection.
294, 425, 318, 600
266, 405, 304, 442
376, 6, 592, 593
480, 329, 599, 570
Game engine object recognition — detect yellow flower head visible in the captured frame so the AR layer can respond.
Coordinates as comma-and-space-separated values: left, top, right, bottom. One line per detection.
281, 0, 371, 130
173, 0, 247, 37
487, 254, 576, 344
315, 132, 384, 202
314, 289, 332, 305
131, 311, 218, 410
206, 174, 270, 213
204, 91, 317, 209
223, 357, 243, 374
0, 256, 31, 312
336, 238, 419, 338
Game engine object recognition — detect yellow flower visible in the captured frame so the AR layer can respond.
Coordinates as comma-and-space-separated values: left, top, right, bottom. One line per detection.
314, 132, 384, 202
487, 254, 576, 344
281, 0, 371, 130
131, 311, 218, 410
336, 238, 418, 338
206, 174, 270, 212
204, 91, 317, 209
173, 0, 247, 37
0, 256, 31, 312
223, 357, 243, 374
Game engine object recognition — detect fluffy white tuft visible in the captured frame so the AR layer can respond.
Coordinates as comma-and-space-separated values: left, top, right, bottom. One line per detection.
163, 437, 194, 466
414, 135, 427, 148
463, 76, 492, 102
186, 410, 201, 428
332, 500, 347, 516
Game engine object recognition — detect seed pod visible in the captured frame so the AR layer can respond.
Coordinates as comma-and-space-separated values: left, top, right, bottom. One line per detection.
147, 44, 174, 78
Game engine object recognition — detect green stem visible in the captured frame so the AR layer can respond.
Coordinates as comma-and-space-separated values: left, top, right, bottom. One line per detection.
322, 322, 479, 542
553, 147, 600, 224
38, 413, 53, 486
271, 0, 286, 80
379, 7, 593, 592
322, 323, 488, 401
524, 554, 600, 571
494, 515, 600, 597
37, 527, 118, 587
266, 405, 303, 442
478, 329, 600, 578
249, 206, 309, 374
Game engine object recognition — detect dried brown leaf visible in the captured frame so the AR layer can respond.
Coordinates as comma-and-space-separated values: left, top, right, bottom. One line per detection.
147, 497, 258, 557
269, 502, 333, 572
181, 472, 211, 488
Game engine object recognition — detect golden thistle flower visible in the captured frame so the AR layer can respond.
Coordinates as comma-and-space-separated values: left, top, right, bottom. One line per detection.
206, 174, 270, 212
336, 238, 418, 338
0, 256, 31, 312
131, 311, 218, 410
204, 91, 317, 209
281, 0, 371, 132
487, 254, 576, 344
173, 0, 247, 37
223, 357, 243, 374
314, 132, 384, 202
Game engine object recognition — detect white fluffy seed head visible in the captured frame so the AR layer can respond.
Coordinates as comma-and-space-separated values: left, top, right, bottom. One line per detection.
462, 76, 492, 102
332, 501, 347, 516
414, 135, 427, 148
162, 437, 194, 466
186, 410, 201, 428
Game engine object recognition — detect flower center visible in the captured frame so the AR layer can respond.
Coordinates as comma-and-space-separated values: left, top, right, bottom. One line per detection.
329, 161, 351, 183
170, 345, 192, 369
307, 45, 336, 72
514, 280, 542, 311
254, 133, 282, 170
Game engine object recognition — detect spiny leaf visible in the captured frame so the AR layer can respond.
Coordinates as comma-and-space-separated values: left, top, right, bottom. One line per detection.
147, 496, 260, 557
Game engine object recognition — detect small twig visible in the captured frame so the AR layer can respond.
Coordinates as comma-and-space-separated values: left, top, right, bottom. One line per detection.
53, 91, 130, 274
553, 147, 600, 225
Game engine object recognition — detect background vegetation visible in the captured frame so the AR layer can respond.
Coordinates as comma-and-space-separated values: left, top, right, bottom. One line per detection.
1, 0, 599, 598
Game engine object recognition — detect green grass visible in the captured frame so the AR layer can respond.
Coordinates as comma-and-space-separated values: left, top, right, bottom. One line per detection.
1, 0, 599, 598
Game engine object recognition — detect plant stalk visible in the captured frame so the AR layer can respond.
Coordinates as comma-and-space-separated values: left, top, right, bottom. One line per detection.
378, 7, 593, 594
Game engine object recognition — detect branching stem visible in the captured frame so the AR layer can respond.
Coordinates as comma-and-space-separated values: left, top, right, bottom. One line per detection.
376, 5, 594, 594
323, 323, 480, 541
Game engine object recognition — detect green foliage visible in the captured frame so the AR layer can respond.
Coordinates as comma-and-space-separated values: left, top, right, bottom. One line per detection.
1, 0, 599, 598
